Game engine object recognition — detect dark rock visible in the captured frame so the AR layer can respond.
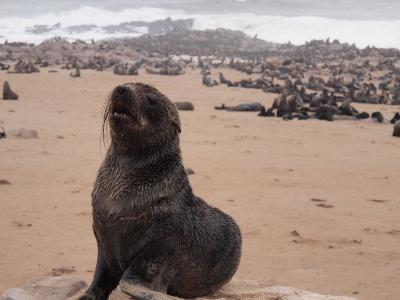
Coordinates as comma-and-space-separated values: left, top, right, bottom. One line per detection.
174, 102, 194, 111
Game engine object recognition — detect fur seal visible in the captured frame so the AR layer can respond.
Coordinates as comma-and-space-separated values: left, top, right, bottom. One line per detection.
312, 105, 341, 121
226, 102, 263, 112
202, 73, 218, 87
79, 83, 242, 300
393, 121, 400, 137
258, 106, 275, 117
2, 81, 19, 100
272, 91, 303, 117
371, 112, 384, 123
219, 72, 233, 85
390, 112, 400, 124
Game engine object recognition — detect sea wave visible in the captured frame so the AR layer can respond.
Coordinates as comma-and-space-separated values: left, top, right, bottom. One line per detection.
0, 6, 399, 49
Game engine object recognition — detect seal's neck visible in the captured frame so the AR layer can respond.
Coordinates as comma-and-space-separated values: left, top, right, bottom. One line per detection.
108, 136, 182, 170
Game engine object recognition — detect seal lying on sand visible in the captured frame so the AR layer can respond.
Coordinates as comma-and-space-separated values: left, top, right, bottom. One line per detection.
214, 102, 262, 112
79, 83, 242, 300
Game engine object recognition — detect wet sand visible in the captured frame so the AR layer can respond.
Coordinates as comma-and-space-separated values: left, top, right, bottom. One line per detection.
0, 68, 399, 300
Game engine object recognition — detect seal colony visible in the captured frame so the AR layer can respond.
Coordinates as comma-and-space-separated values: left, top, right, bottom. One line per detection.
78, 83, 242, 300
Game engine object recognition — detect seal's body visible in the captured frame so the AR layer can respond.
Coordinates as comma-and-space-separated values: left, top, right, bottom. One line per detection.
79, 83, 241, 300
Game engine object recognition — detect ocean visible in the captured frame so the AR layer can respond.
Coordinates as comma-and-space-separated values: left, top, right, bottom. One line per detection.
0, 0, 399, 48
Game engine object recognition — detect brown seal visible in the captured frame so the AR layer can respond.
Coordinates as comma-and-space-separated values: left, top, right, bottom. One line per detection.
78, 83, 242, 300
2, 81, 19, 100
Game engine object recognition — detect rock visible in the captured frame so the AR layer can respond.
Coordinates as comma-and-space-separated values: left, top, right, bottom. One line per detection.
208, 280, 356, 300
1, 277, 87, 300
7, 128, 38, 139
2, 278, 356, 300
107, 280, 357, 300
2, 288, 34, 300
186, 168, 195, 175
3, 81, 19, 100
175, 101, 194, 111
393, 121, 400, 137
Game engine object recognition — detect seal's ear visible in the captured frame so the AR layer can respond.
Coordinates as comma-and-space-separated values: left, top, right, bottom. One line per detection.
172, 118, 181, 133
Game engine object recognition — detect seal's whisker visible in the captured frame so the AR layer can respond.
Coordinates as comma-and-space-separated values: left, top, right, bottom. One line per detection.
100, 93, 112, 150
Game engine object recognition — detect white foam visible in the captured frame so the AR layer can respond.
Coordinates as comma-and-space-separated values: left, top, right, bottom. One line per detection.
0, 6, 399, 49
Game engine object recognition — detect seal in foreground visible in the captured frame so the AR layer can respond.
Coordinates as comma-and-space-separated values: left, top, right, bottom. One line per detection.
79, 83, 242, 300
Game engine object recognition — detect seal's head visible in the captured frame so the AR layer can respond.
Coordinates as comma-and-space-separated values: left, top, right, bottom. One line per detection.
103, 83, 181, 152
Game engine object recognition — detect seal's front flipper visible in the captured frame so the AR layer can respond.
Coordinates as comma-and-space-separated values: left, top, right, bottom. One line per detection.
119, 281, 177, 300
79, 248, 120, 300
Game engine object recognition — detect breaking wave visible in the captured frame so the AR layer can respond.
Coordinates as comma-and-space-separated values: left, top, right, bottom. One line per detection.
0, 6, 399, 49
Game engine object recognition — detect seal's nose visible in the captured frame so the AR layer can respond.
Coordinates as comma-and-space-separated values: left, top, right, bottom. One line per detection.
114, 85, 128, 97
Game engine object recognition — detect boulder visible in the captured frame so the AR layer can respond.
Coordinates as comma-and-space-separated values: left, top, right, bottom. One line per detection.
2, 277, 86, 300
7, 128, 38, 139
175, 101, 194, 111
2, 278, 357, 300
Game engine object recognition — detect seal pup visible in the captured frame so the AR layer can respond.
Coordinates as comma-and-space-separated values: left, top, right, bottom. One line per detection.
78, 83, 242, 300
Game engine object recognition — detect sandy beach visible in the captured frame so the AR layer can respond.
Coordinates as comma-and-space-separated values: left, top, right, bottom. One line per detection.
0, 68, 399, 300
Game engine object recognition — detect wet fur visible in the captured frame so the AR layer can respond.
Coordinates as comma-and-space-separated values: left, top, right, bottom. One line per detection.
79, 83, 242, 300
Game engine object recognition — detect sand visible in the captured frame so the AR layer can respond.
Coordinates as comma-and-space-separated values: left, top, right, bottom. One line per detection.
0, 68, 399, 300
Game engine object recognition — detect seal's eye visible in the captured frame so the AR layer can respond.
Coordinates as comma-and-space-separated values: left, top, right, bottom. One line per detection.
146, 94, 158, 106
